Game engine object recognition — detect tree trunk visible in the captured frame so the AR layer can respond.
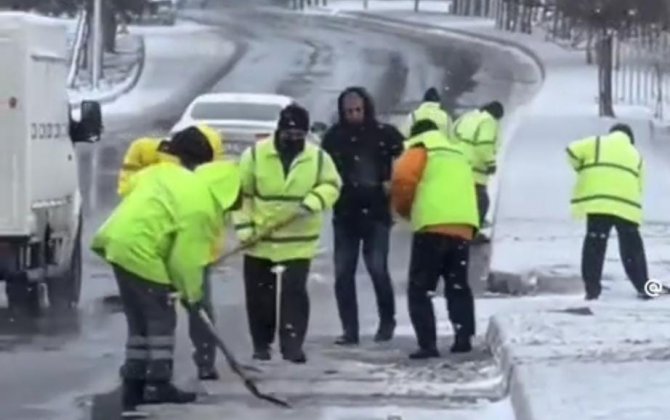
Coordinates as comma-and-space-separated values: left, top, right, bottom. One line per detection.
103, 1, 116, 54
598, 34, 615, 117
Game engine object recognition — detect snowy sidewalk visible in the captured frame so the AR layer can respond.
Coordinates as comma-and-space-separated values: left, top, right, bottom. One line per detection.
68, 31, 144, 106
96, 20, 239, 125
486, 297, 670, 420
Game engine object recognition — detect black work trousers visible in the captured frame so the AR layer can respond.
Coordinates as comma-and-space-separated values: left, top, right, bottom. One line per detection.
186, 266, 216, 369
333, 219, 395, 339
581, 213, 649, 296
407, 232, 475, 351
476, 184, 489, 226
114, 265, 177, 382
243, 255, 311, 357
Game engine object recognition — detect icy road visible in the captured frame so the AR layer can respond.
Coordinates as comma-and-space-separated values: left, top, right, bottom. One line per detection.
0, 1, 538, 419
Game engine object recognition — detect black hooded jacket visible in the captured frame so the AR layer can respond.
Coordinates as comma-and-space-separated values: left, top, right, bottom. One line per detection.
321, 87, 404, 224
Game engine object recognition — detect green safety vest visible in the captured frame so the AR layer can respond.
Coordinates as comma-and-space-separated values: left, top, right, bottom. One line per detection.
410, 102, 452, 137
91, 162, 222, 303
567, 132, 643, 224
452, 110, 499, 185
232, 137, 342, 263
405, 130, 480, 231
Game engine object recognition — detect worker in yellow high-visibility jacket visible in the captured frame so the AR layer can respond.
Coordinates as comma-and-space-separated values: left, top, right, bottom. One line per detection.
116, 124, 229, 380
566, 123, 652, 300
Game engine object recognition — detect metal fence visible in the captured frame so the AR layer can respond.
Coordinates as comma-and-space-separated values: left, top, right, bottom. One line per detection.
456, 0, 670, 122
612, 30, 670, 121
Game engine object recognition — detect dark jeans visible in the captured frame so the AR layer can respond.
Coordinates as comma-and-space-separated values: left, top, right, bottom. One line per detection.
243, 255, 311, 357
333, 219, 395, 339
407, 232, 475, 351
186, 266, 215, 369
114, 265, 177, 381
582, 213, 648, 296
476, 183, 489, 227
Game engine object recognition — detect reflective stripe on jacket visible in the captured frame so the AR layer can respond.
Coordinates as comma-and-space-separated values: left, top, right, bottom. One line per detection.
232, 137, 342, 263
567, 132, 643, 224
452, 110, 499, 185
404, 130, 479, 231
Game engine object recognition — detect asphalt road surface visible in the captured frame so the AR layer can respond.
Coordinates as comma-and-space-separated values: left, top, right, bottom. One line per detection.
0, 1, 538, 419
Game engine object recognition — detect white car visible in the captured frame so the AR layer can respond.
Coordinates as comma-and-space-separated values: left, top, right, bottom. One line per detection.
170, 93, 328, 157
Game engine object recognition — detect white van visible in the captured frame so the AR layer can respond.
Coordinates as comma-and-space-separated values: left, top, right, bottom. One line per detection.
0, 12, 103, 315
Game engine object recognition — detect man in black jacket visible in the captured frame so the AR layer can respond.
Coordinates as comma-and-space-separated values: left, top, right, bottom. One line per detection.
322, 86, 404, 345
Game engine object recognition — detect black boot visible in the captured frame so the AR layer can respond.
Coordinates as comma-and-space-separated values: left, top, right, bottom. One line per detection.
121, 380, 149, 418
283, 351, 307, 364
450, 333, 472, 353
197, 365, 219, 381
374, 320, 396, 342
252, 348, 271, 361
409, 348, 440, 360
334, 334, 359, 346
143, 381, 197, 404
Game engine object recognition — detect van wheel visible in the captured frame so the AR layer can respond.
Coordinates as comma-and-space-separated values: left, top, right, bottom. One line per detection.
48, 224, 83, 312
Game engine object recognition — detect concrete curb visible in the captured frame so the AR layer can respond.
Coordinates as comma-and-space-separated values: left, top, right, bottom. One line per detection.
69, 35, 146, 109
485, 316, 536, 420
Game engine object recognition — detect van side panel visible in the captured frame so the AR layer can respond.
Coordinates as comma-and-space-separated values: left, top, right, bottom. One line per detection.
27, 20, 74, 212
0, 33, 30, 236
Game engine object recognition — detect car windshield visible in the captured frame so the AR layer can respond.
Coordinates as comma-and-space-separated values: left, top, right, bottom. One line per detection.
190, 101, 284, 121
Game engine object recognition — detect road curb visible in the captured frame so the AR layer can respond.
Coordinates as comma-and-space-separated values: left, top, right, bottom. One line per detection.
485, 316, 536, 420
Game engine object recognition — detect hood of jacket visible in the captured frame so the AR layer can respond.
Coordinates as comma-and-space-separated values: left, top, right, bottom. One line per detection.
194, 160, 241, 213
336, 86, 377, 126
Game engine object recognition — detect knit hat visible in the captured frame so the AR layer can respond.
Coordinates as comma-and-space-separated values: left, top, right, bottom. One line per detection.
165, 126, 214, 167
480, 101, 504, 119
423, 87, 441, 102
277, 104, 310, 132
610, 123, 635, 144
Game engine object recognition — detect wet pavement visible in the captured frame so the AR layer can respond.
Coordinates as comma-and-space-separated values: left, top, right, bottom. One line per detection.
0, 1, 537, 419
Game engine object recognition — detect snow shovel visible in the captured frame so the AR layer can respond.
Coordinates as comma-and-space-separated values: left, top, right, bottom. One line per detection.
214, 213, 302, 265
196, 308, 292, 409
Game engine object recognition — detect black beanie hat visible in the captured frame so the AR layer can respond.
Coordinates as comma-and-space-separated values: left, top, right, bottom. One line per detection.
480, 101, 504, 119
277, 104, 310, 132
423, 87, 441, 102
166, 126, 213, 167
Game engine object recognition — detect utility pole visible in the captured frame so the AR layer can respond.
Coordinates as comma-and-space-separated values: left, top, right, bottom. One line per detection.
91, 0, 102, 89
